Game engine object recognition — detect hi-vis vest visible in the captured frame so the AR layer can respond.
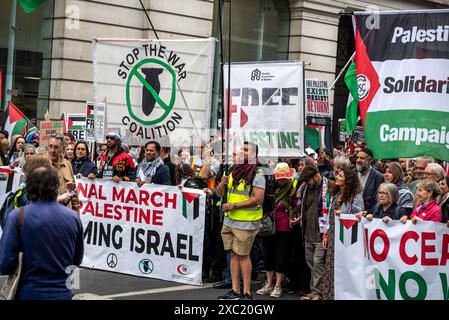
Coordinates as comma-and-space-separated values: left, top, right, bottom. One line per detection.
226, 171, 263, 222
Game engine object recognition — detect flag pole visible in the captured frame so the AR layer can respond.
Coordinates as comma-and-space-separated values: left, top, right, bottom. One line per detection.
138, 0, 201, 141
328, 51, 355, 91
4, 0, 17, 109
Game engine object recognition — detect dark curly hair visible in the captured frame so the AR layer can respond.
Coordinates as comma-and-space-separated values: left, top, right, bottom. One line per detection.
25, 165, 60, 202
339, 167, 362, 204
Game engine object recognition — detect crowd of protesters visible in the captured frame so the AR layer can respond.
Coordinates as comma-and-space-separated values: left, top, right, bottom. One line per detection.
1, 128, 449, 300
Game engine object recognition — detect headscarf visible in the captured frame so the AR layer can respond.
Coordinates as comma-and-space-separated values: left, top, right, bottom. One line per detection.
274, 180, 295, 212
231, 164, 257, 188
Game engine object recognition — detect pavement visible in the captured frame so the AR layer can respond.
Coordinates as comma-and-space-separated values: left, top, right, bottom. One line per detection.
72, 268, 301, 300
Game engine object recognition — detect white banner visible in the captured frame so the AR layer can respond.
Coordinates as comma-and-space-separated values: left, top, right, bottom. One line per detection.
0, 167, 22, 238
224, 61, 304, 157
93, 38, 216, 147
75, 178, 206, 285
305, 79, 331, 126
335, 214, 449, 300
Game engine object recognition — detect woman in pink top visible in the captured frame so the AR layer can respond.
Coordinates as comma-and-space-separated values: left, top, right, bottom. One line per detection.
409, 180, 442, 223
256, 162, 296, 299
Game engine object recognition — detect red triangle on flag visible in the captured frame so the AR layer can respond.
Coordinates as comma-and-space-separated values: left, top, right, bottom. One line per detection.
182, 192, 201, 203
8, 102, 27, 123
340, 218, 358, 230
355, 21, 381, 126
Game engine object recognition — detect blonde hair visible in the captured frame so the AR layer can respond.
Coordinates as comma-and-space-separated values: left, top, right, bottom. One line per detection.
22, 154, 52, 175
417, 179, 441, 199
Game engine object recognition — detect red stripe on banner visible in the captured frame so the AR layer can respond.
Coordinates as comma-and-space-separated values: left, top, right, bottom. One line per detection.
0, 167, 15, 175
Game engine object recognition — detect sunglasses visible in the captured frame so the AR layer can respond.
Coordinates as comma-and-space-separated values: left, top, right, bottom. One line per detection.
106, 136, 116, 140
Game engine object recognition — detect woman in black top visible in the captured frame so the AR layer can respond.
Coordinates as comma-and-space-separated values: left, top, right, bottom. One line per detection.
362, 182, 408, 223
72, 141, 98, 178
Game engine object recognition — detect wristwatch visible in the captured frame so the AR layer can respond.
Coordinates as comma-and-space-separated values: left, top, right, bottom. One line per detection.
233, 203, 238, 209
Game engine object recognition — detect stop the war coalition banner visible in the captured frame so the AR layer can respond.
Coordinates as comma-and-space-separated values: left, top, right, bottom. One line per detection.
75, 178, 206, 285
93, 38, 215, 146
355, 10, 449, 161
335, 214, 449, 300
224, 61, 304, 157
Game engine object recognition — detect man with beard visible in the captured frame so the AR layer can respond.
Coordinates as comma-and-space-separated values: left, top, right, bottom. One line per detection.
47, 134, 79, 212
96, 132, 135, 182
135, 141, 171, 186
356, 147, 383, 214
216, 142, 265, 300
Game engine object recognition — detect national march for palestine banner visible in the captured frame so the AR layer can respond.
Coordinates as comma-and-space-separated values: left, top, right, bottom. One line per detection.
75, 178, 206, 285
224, 61, 305, 157
335, 214, 449, 300
354, 10, 449, 161
93, 38, 216, 146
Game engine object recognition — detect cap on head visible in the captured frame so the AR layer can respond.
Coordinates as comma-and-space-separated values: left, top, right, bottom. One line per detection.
106, 132, 122, 142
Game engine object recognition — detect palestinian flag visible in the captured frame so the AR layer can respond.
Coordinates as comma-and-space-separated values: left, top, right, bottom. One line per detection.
2, 102, 35, 143
19, 0, 45, 14
338, 217, 359, 247
181, 190, 202, 220
354, 11, 449, 161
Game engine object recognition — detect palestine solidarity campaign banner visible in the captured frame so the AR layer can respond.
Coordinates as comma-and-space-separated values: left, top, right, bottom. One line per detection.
355, 10, 449, 161
335, 214, 449, 300
224, 61, 305, 157
93, 38, 215, 146
75, 178, 206, 285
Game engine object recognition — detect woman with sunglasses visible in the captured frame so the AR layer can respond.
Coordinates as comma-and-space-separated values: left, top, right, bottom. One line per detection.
72, 141, 98, 178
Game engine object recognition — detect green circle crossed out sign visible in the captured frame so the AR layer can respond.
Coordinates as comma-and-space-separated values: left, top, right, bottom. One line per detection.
126, 58, 177, 126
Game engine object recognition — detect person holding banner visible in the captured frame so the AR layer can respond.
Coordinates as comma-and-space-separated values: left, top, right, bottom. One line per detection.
72, 141, 97, 178
409, 180, 442, 224
359, 183, 409, 223
0, 165, 84, 300
321, 167, 364, 300
96, 132, 135, 182
217, 142, 265, 301
135, 141, 170, 186
383, 162, 414, 216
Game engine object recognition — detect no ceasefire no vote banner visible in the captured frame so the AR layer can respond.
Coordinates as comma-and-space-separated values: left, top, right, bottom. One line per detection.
93, 38, 216, 147
355, 10, 449, 161
75, 178, 206, 285
335, 214, 449, 300
224, 61, 305, 158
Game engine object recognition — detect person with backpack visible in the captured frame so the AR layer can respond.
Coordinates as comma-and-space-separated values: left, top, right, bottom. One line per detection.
255, 162, 296, 299
216, 142, 265, 300
357, 182, 409, 223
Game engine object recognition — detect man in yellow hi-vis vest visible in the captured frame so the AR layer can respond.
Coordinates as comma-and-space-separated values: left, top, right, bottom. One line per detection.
216, 142, 265, 300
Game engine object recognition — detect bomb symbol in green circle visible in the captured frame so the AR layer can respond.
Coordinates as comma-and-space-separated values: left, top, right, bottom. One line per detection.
126, 58, 177, 126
